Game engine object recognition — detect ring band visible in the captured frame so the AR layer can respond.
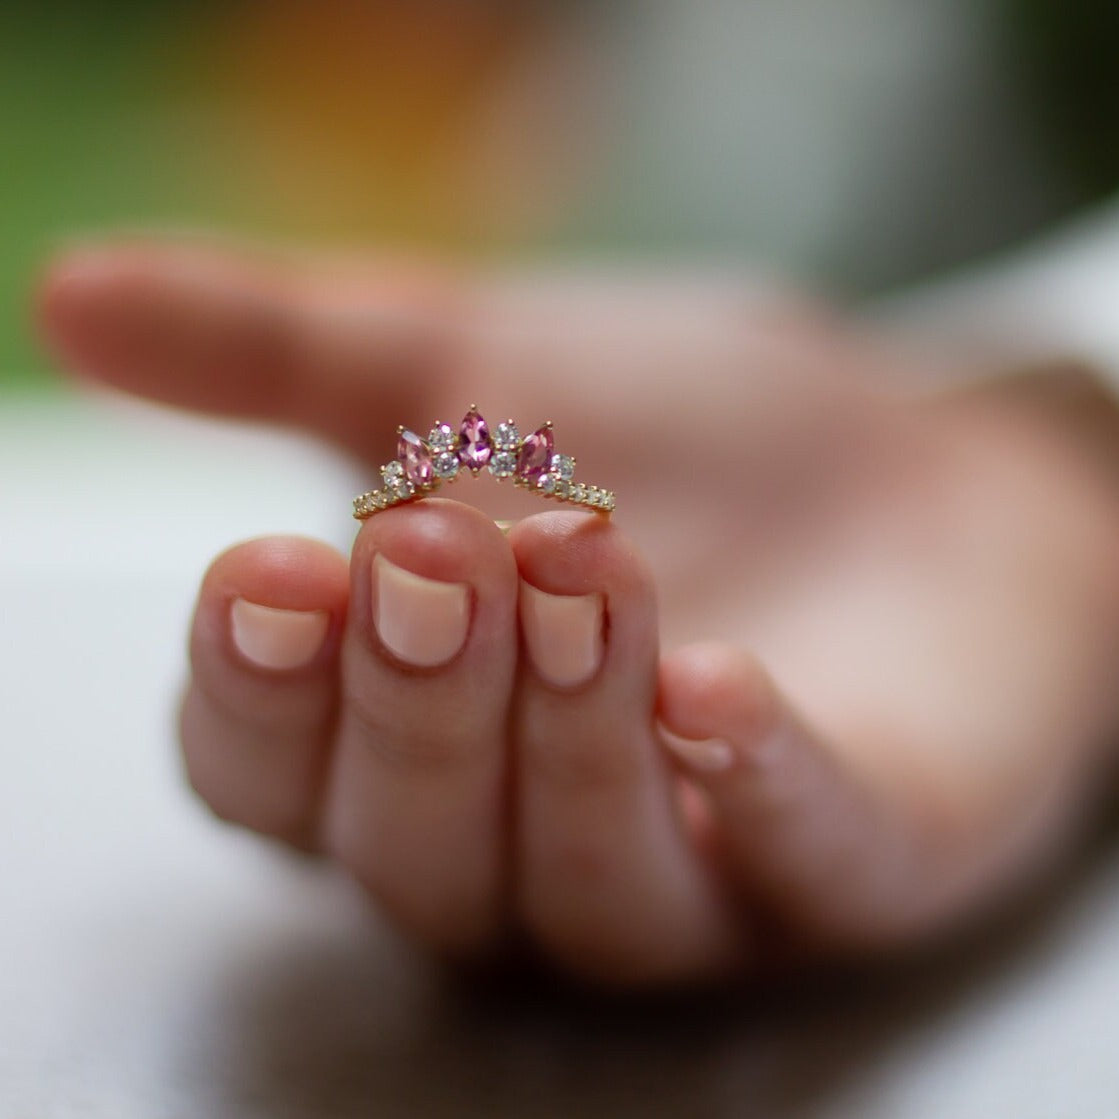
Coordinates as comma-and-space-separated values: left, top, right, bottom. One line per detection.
353, 406, 616, 520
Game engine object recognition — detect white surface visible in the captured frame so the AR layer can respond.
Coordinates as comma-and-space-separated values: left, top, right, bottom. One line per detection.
5, 222, 1119, 1116
876, 195, 1119, 384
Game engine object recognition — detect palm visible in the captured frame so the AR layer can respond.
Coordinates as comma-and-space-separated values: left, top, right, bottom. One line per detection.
39, 244, 1119, 980
488, 312, 1117, 854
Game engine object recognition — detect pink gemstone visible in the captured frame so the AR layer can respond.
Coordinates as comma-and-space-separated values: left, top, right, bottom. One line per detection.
516, 425, 554, 481
398, 428, 434, 486
457, 408, 492, 471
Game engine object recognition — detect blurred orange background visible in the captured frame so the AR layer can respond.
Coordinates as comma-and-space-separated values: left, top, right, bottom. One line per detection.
3, 0, 1115, 387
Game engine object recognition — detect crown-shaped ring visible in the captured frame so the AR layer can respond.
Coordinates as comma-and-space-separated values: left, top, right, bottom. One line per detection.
353, 406, 616, 520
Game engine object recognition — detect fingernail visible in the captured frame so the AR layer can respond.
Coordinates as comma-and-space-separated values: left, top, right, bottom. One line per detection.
660, 729, 735, 773
230, 599, 330, 671
374, 553, 470, 667
519, 581, 603, 688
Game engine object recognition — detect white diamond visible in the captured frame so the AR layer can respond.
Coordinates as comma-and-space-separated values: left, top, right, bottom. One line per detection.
571, 483, 587, 503
381, 461, 404, 485
554, 479, 570, 499
428, 423, 455, 452
434, 452, 460, 479
374, 491, 388, 509
550, 453, 575, 480
602, 492, 615, 511
489, 451, 516, 478
394, 480, 415, 500
494, 421, 520, 451
538, 473, 557, 494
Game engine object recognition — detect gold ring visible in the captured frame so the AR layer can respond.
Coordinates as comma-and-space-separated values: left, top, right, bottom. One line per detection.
353, 406, 616, 520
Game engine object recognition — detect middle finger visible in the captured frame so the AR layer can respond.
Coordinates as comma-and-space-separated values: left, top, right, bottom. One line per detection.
321, 500, 518, 953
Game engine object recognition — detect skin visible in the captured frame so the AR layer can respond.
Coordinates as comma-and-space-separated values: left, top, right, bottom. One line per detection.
36, 240, 1119, 985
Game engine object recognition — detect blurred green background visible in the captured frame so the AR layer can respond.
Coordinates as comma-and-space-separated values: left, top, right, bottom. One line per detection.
2, 2, 208, 389
4, 0, 1118, 392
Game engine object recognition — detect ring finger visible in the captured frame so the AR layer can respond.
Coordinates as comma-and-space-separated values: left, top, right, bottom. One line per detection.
509, 511, 740, 983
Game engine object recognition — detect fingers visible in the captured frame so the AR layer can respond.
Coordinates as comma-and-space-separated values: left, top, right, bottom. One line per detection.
36, 240, 460, 460
182, 536, 348, 847
658, 644, 928, 950
509, 512, 739, 984
320, 500, 519, 954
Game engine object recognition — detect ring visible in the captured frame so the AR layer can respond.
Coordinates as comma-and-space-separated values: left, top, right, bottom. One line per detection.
353, 406, 616, 520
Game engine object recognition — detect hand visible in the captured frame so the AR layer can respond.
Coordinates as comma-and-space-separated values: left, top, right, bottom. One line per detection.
38, 241, 1119, 984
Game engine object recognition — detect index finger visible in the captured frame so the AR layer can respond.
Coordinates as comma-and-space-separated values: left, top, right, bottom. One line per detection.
36, 240, 464, 462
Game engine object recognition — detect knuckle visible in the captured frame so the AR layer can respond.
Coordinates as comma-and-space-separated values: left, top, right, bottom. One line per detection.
339, 687, 491, 771
524, 739, 646, 794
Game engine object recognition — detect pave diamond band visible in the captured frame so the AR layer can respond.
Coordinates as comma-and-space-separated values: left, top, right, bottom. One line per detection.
353, 407, 616, 520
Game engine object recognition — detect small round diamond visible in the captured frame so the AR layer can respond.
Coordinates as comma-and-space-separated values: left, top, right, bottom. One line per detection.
537, 473, 557, 495
434, 451, 460, 480
381, 461, 404, 485
393, 480, 415, 501
554, 479, 570, 499
489, 451, 517, 478
428, 423, 456, 452
494, 421, 520, 451
550, 453, 575, 480
571, 483, 587, 503
373, 491, 388, 509
602, 492, 615, 511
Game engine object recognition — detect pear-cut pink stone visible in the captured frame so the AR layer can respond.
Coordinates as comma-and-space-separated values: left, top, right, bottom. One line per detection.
457, 409, 492, 471
398, 428, 434, 486
516, 425, 554, 481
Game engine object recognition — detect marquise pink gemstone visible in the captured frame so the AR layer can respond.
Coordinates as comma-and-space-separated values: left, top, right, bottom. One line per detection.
398, 428, 434, 486
457, 408, 492, 471
516, 425, 554, 481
